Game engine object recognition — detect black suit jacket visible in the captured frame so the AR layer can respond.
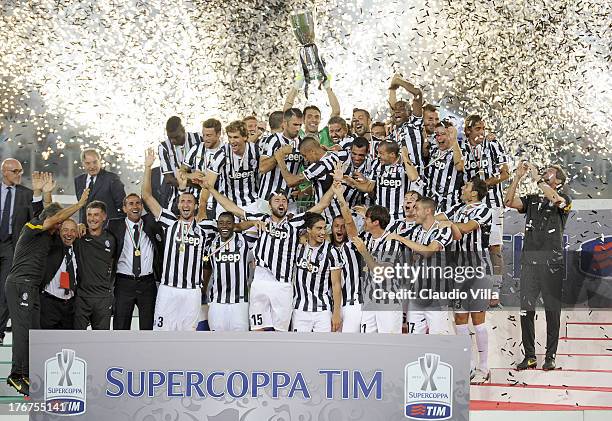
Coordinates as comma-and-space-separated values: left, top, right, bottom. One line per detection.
106, 214, 164, 280
9, 184, 44, 247
40, 235, 68, 290
74, 168, 126, 222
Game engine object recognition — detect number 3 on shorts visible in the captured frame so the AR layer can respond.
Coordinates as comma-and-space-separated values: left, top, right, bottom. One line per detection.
251, 314, 263, 326
157, 316, 164, 328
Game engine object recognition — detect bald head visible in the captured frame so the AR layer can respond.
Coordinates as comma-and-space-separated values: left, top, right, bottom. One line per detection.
1, 158, 23, 186
60, 219, 79, 247
298, 136, 324, 164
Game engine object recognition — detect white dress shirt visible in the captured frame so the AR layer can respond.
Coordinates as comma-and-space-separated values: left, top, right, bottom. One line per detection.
45, 247, 77, 299
116, 218, 154, 276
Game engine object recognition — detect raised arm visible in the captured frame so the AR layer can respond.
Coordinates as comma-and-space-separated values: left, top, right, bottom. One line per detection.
330, 268, 342, 332
199, 180, 246, 220
274, 145, 306, 187
448, 127, 465, 172
504, 162, 528, 211
400, 146, 419, 181
389, 74, 423, 117
308, 182, 335, 214
325, 85, 341, 117
142, 148, 162, 219
386, 233, 444, 258
42, 188, 90, 231
333, 181, 358, 238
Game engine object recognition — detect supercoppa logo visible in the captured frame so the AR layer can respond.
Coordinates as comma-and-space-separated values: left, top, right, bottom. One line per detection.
45, 349, 87, 416
404, 353, 453, 420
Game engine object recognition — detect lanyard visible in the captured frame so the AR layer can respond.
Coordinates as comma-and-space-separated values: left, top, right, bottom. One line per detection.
125, 220, 143, 251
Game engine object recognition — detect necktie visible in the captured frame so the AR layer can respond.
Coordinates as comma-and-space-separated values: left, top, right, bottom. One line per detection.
132, 225, 141, 277
64, 248, 76, 295
0, 187, 12, 242
87, 176, 95, 192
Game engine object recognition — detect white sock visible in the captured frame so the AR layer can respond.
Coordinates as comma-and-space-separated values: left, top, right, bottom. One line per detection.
474, 323, 489, 372
455, 323, 473, 369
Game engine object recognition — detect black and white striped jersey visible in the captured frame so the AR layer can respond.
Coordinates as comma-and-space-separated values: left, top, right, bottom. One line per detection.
208, 142, 260, 207
159, 132, 202, 202
182, 142, 221, 202
361, 230, 406, 305
334, 240, 363, 306
258, 133, 303, 200
370, 158, 424, 221
294, 241, 343, 312
424, 146, 466, 213
462, 139, 509, 208
344, 155, 374, 208
245, 212, 306, 283
445, 201, 493, 273
388, 115, 426, 173
156, 209, 216, 289
302, 150, 350, 221
205, 232, 256, 304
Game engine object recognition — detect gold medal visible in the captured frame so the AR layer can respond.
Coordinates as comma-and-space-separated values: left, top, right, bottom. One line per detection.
179, 243, 186, 253
134, 249, 141, 257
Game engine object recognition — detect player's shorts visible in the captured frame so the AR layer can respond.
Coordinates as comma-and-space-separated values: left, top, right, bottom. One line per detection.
407, 309, 451, 334
341, 303, 363, 333
208, 302, 250, 331
249, 267, 293, 331
453, 274, 494, 313
292, 309, 331, 332
360, 310, 402, 333
489, 207, 504, 246
153, 284, 201, 331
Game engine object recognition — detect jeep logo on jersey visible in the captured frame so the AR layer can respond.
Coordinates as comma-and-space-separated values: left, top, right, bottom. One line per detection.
379, 177, 402, 188
231, 170, 254, 180
286, 152, 301, 161
265, 226, 289, 239
175, 236, 201, 247
404, 353, 453, 420
216, 252, 241, 263
465, 160, 490, 170
297, 259, 319, 272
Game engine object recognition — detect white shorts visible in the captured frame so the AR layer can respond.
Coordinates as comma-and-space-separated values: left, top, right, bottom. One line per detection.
153, 284, 201, 331
342, 303, 363, 333
292, 309, 331, 332
489, 207, 504, 246
407, 310, 451, 335
249, 267, 293, 331
360, 310, 402, 333
208, 302, 249, 331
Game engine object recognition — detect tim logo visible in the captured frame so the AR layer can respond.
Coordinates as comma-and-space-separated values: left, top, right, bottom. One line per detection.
404, 353, 453, 420
44, 349, 87, 416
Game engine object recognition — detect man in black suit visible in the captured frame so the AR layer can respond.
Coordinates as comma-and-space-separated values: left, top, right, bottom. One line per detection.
0, 159, 44, 344
74, 148, 126, 222
107, 193, 164, 330
40, 219, 79, 329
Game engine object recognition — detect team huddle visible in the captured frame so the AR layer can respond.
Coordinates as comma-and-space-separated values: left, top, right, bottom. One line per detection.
2, 73, 572, 395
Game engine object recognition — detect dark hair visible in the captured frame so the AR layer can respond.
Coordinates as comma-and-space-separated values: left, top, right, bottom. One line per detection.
39, 203, 63, 221
352, 108, 371, 121
303, 105, 321, 116
268, 111, 284, 130
417, 197, 436, 213
303, 212, 326, 229
218, 211, 235, 221
550, 164, 567, 187
365, 205, 390, 229
328, 116, 347, 128
203, 118, 222, 134
379, 140, 399, 156
225, 120, 248, 138
423, 104, 438, 113
86, 200, 107, 213
166, 116, 182, 132
465, 114, 483, 129
122, 193, 141, 207
351, 136, 370, 150
284, 108, 303, 121
298, 136, 319, 151
371, 121, 385, 130
469, 177, 488, 201
405, 190, 423, 201
267, 190, 288, 202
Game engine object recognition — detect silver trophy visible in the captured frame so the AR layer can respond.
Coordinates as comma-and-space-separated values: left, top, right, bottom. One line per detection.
290, 9, 327, 97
